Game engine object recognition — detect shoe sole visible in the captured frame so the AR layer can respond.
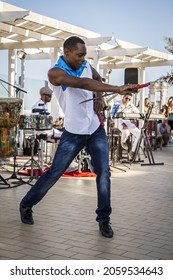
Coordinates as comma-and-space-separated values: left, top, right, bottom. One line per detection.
100, 230, 114, 238
21, 219, 34, 225
99, 225, 114, 238
20, 204, 34, 225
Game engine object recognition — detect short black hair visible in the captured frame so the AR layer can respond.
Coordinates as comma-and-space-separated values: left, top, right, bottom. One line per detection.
63, 36, 85, 51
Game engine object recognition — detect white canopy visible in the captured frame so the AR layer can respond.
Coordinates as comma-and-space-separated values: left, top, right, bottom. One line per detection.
0, 1, 173, 115
1, 1, 173, 69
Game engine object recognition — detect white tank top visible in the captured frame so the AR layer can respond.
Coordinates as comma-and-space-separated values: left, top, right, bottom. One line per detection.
51, 61, 100, 134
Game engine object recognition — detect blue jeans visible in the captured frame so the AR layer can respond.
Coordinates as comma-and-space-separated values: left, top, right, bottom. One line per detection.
22, 125, 112, 222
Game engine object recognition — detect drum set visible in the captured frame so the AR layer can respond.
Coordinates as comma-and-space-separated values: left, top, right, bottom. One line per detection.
0, 98, 53, 188
1, 97, 116, 187
17, 113, 53, 181
19, 114, 53, 130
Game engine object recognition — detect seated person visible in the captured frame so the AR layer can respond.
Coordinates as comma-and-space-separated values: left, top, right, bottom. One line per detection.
160, 97, 173, 129
157, 118, 171, 147
160, 104, 169, 118
167, 96, 173, 130
32, 86, 53, 116
32, 86, 63, 138
32, 86, 53, 138
116, 92, 140, 159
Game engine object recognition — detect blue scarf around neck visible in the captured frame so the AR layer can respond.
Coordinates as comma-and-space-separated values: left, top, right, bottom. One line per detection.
53, 56, 87, 91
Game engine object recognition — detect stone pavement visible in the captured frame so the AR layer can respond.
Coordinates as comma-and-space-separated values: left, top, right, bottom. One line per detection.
0, 146, 173, 260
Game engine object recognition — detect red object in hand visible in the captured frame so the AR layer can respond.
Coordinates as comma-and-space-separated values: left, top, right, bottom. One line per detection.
132, 82, 151, 91
97, 112, 104, 126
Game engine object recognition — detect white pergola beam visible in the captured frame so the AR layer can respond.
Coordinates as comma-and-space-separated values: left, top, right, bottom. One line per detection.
0, 10, 29, 21
99, 60, 173, 69
85, 36, 112, 46
142, 49, 173, 60
21, 11, 99, 39
0, 22, 47, 41
1, 1, 173, 74
100, 47, 149, 57
25, 52, 50, 60
87, 47, 148, 58
0, 39, 63, 50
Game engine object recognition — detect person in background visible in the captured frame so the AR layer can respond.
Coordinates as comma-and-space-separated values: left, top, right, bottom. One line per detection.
160, 96, 173, 121
157, 118, 171, 148
19, 36, 137, 238
30, 86, 54, 168
167, 96, 173, 130
117, 92, 140, 159
144, 97, 151, 113
32, 86, 63, 138
137, 97, 151, 113
160, 104, 169, 118
31, 86, 53, 137
32, 86, 53, 116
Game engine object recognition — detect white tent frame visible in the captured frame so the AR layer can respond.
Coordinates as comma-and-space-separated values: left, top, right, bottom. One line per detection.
1, 1, 173, 114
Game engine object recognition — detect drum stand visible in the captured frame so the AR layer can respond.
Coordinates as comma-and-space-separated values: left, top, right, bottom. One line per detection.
0, 175, 10, 188
107, 110, 129, 172
17, 129, 42, 184
109, 128, 130, 172
77, 148, 94, 173
132, 105, 164, 166
37, 134, 48, 171
0, 126, 29, 189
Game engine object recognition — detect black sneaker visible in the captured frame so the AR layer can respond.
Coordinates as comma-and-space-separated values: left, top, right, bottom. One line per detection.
20, 202, 34, 225
99, 221, 114, 238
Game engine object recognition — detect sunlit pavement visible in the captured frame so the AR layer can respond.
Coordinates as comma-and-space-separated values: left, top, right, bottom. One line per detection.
0, 146, 173, 260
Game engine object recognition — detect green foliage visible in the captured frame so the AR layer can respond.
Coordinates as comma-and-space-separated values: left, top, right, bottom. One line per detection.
165, 36, 173, 54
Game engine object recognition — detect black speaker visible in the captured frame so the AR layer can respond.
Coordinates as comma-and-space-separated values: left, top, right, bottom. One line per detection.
124, 68, 138, 84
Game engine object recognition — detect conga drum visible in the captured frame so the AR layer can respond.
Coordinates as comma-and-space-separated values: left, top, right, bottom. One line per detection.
36, 115, 53, 130
19, 115, 37, 130
0, 127, 15, 157
0, 98, 23, 128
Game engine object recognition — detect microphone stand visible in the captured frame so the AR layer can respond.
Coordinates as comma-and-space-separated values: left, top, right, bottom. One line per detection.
0, 78, 27, 94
